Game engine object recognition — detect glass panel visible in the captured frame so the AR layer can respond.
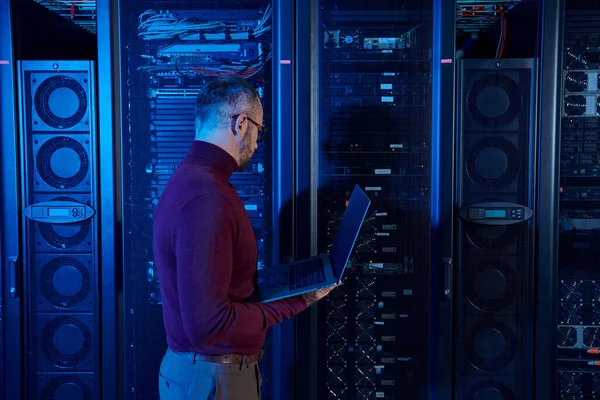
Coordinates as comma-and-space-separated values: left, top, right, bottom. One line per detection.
119, 2, 274, 398
316, 1, 433, 398
558, 6, 600, 398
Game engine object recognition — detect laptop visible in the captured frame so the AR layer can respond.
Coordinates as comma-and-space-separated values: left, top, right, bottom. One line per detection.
250, 184, 371, 303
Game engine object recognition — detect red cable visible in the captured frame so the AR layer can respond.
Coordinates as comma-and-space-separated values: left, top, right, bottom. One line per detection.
499, 8, 507, 58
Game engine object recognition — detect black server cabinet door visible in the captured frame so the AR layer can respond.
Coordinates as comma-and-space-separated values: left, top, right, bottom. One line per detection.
556, 6, 600, 398
17, 60, 100, 400
314, 1, 433, 398
118, 2, 291, 399
455, 58, 537, 399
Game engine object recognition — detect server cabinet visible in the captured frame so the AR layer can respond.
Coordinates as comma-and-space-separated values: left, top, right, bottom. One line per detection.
552, 2, 600, 398
117, 1, 296, 399
295, 0, 456, 398
0, 1, 21, 399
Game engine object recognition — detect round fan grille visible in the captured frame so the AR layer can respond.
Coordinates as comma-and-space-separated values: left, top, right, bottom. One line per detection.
41, 316, 92, 368
41, 375, 92, 400
584, 327, 600, 347
561, 303, 582, 325
466, 137, 521, 190
559, 372, 582, 395
564, 95, 586, 116
339, 30, 360, 48
36, 136, 89, 189
465, 321, 518, 372
557, 326, 577, 347
466, 259, 515, 312
40, 257, 91, 308
466, 224, 519, 250
566, 48, 589, 69
34, 75, 87, 129
593, 374, 600, 393
565, 71, 588, 92
466, 380, 515, 400
467, 74, 522, 127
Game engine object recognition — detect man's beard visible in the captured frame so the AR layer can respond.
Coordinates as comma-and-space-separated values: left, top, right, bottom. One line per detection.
236, 135, 255, 172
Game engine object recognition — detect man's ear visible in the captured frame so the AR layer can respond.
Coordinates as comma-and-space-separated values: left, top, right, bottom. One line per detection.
233, 114, 249, 138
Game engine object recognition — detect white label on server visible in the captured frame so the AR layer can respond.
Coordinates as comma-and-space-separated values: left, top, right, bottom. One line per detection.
376, 232, 390, 237
403, 289, 413, 296
374, 168, 392, 175
365, 186, 382, 191
380, 83, 393, 90
376, 212, 388, 216
381, 96, 394, 103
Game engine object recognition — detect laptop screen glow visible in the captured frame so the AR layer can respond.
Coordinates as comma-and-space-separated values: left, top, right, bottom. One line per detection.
330, 185, 371, 278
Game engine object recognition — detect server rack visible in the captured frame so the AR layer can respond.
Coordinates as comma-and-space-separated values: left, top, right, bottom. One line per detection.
295, 0, 456, 398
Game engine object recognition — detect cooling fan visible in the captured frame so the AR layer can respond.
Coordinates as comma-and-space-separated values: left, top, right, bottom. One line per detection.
466, 380, 516, 400
40, 256, 91, 309
464, 321, 518, 372
564, 95, 587, 116
584, 327, 600, 347
557, 326, 577, 347
338, 30, 361, 48
559, 372, 582, 396
564, 71, 588, 92
33, 75, 88, 130
41, 316, 92, 368
40, 375, 93, 400
566, 47, 589, 69
467, 73, 522, 128
35, 136, 89, 190
466, 136, 521, 191
465, 259, 515, 312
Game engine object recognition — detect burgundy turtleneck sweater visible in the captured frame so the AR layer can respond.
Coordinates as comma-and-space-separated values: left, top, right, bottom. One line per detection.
153, 140, 308, 355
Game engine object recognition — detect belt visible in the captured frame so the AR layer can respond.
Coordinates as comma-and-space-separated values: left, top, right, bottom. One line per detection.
193, 349, 265, 365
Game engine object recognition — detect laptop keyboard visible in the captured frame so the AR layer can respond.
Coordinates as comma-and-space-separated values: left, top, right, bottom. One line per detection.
289, 258, 326, 290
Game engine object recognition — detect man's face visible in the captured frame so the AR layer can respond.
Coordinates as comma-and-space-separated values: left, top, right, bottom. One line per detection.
236, 100, 263, 172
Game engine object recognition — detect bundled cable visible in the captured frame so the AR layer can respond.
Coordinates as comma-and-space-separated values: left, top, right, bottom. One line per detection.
137, 5, 272, 41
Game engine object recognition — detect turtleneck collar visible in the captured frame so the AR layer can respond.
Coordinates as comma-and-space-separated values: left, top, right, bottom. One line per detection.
185, 140, 238, 177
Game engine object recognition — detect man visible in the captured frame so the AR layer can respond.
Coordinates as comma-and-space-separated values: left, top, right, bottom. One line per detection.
153, 75, 335, 400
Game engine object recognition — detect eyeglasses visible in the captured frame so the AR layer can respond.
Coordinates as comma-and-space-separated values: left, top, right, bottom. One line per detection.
231, 114, 269, 142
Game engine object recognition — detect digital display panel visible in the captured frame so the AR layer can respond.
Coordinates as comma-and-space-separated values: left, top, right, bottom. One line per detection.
484, 209, 506, 218
48, 208, 71, 217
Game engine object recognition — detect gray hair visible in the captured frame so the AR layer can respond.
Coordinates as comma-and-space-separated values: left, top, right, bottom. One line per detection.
194, 75, 260, 132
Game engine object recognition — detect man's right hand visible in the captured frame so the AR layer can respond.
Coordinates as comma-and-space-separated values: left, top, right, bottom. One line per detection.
302, 283, 341, 307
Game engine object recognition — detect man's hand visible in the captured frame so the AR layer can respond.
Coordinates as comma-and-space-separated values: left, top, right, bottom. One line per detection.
302, 283, 341, 307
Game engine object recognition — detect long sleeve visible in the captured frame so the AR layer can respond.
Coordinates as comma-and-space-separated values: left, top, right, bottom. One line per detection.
175, 194, 308, 350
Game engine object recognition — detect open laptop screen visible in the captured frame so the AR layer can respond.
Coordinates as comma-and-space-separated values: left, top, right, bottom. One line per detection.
330, 185, 371, 278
